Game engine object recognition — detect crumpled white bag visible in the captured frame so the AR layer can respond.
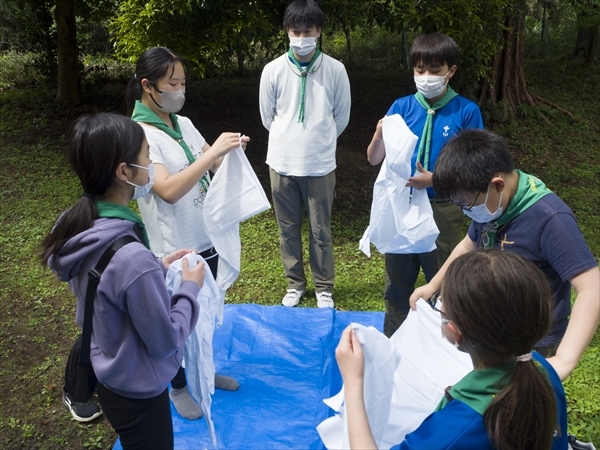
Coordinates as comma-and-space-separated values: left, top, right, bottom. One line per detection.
317, 301, 472, 449
317, 324, 401, 449
165, 252, 224, 448
203, 144, 270, 291
360, 114, 439, 257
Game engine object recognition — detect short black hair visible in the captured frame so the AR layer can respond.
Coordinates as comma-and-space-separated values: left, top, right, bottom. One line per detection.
432, 129, 515, 198
410, 32, 460, 69
283, 0, 325, 30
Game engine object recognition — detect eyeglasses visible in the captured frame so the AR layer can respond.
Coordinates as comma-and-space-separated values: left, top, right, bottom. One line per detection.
428, 291, 450, 325
448, 191, 480, 211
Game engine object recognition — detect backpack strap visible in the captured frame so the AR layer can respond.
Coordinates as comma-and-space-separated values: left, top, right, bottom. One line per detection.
78, 235, 139, 367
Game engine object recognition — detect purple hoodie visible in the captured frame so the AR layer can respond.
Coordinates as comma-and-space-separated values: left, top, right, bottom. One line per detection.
50, 217, 200, 399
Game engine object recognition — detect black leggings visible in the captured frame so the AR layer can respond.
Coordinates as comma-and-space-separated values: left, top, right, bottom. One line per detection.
97, 384, 173, 450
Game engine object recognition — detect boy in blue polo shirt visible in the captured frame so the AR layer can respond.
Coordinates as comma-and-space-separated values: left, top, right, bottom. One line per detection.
367, 32, 483, 337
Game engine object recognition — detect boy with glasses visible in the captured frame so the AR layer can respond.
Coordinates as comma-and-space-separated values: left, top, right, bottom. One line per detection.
411, 128, 599, 381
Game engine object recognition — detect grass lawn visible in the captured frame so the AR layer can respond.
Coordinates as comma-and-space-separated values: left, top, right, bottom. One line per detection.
0, 55, 598, 448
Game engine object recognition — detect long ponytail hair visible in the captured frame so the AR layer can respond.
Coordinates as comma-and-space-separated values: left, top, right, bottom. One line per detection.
125, 46, 187, 117
41, 113, 145, 266
442, 250, 557, 450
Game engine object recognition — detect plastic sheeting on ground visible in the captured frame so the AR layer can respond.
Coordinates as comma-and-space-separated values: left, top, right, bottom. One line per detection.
113, 304, 383, 450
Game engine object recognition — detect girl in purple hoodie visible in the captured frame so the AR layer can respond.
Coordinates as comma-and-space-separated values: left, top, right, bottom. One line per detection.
42, 113, 204, 449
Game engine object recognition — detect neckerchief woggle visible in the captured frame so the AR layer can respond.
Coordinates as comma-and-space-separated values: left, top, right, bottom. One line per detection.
480, 170, 553, 249
414, 86, 458, 172
94, 199, 150, 249
287, 48, 322, 123
131, 100, 210, 193
434, 362, 517, 415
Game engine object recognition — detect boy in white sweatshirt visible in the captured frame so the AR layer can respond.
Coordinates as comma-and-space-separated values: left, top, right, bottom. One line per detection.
259, 0, 351, 309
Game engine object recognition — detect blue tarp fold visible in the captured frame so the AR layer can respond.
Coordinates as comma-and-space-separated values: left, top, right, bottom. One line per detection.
114, 304, 383, 450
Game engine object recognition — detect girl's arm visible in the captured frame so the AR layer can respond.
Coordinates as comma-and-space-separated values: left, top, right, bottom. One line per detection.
151, 133, 241, 204
336, 326, 378, 450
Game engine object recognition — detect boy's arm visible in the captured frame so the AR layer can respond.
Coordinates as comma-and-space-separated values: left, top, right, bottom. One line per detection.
332, 67, 351, 137
409, 234, 476, 309
548, 266, 600, 381
464, 103, 484, 130
367, 118, 386, 165
259, 66, 276, 131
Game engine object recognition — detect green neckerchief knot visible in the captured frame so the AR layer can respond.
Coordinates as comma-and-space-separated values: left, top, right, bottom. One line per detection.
131, 101, 210, 193
435, 362, 517, 415
414, 86, 458, 172
94, 199, 150, 249
287, 48, 322, 123
481, 169, 553, 249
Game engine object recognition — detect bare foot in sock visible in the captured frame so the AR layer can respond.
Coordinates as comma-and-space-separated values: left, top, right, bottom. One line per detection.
169, 386, 202, 420
215, 374, 239, 391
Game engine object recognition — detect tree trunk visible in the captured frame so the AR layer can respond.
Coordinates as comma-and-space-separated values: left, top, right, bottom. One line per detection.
478, 0, 536, 118
586, 26, 599, 65
55, 0, 79, 104
343, 26, 352, 65
571, 25, 599, 64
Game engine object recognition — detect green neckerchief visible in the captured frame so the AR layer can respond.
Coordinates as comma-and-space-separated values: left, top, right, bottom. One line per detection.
414, 86, 458, 172
434, 362, 516, 415
287, 48, 322, 123
94, 199, 150, 249
481, 169, 553, 249
131, 100, 210, 193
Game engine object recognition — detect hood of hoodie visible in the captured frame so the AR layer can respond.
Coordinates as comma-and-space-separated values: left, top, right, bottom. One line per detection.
49, 218, 139, 282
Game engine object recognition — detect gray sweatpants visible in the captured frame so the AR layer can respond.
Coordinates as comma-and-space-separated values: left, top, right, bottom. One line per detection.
269, 168, 336, 293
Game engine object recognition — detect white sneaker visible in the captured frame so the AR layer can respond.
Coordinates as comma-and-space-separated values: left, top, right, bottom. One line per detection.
282, 289, 304, 307
316, 291, 334, 308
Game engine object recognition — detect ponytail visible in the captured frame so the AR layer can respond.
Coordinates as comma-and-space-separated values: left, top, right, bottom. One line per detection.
41, 197, 97, 267
443, 250, 558, 450
125, 74, 142, 117
40, 113, 145, 267
485, 361, 557, 450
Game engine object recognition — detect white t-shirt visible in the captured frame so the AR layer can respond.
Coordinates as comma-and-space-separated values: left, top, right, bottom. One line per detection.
137, 116, 211, 255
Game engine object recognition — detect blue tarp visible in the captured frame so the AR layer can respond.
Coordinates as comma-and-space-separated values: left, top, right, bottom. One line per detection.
114, 304, 383, 450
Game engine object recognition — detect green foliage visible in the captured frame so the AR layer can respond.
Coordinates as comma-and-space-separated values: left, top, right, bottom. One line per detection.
0, 52, 45, 88
110, 0, 286, 77
572, 0, 600, 28
324, 26, 407, 70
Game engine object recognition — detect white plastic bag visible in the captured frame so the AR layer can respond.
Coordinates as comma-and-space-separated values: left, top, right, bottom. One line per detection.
165, 253, 224, 448
318, 301, 472, 449
203, 145, 270, 291
360, 114, 439, 256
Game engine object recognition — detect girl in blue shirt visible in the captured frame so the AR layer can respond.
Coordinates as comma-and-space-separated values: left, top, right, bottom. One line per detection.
336, 249, 567, 450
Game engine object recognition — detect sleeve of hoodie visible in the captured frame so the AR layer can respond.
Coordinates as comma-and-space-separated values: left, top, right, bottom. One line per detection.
120, 251, 201, 359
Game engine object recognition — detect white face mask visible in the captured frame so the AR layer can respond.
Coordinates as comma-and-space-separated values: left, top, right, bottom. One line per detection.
153, 88, 185, 113
127, 162, 155, 200
289, 36, 318, 56
414, 71, 450, 99
463, 185, 504, 223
